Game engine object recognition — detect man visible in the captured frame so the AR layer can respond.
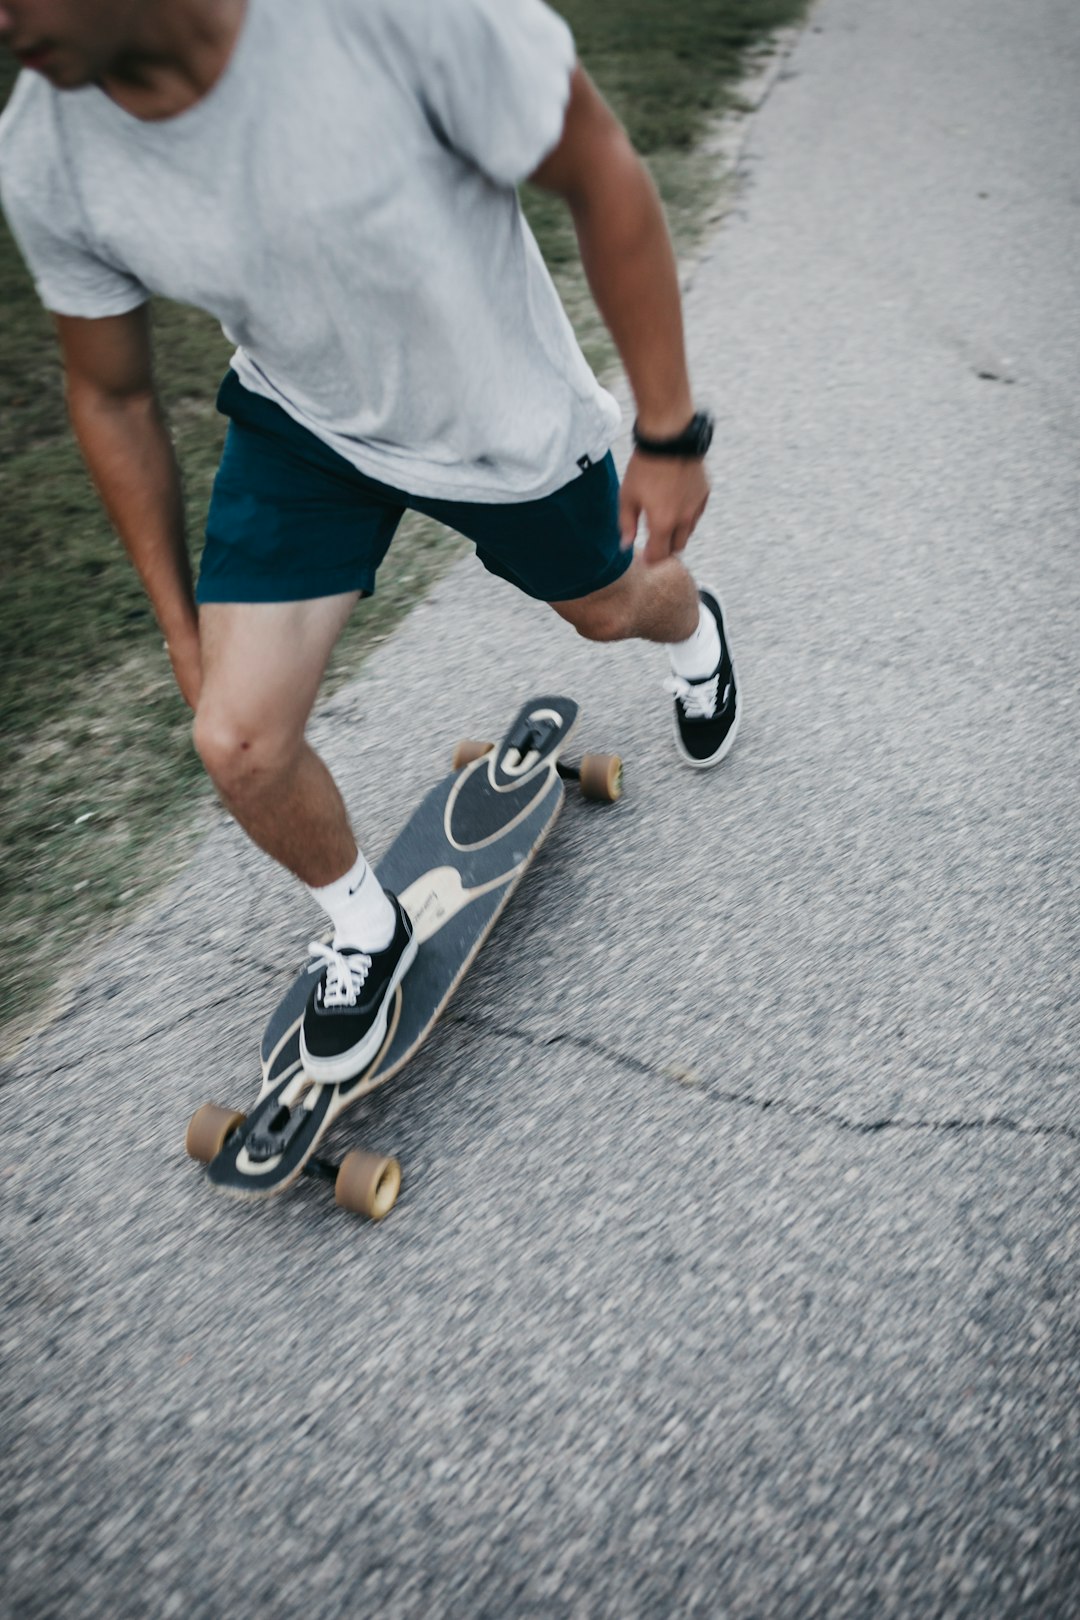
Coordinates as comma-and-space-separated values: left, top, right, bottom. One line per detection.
0, 0, 741, 1082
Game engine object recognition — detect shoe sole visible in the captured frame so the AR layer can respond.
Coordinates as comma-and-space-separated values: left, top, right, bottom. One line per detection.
300, 930, 420, 1085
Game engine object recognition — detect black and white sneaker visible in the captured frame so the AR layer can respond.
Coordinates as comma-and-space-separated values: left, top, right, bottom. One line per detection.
666, 586, 741, 768
300, 896, 417, 1084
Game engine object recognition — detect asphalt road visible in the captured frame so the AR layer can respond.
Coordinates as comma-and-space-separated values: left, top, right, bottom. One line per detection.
3, 0, 1078, 1614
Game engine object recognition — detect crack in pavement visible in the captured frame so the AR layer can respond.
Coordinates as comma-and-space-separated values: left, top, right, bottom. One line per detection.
449, 1014, 1080, 1147
6, 1000, 1072, 1157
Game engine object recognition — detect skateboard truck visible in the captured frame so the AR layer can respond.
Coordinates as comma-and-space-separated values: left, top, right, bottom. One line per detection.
244, 1103, 308, 1163
503, 712, 561, 764
185, 1097, 403, 1216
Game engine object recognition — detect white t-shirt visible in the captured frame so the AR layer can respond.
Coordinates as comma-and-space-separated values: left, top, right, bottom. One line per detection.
0, 0, 621, 501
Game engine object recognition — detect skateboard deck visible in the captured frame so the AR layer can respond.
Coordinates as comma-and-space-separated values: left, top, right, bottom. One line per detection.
185, 695, 621, 1216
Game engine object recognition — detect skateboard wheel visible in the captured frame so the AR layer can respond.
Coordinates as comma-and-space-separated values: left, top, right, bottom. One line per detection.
185, 1103, 247, 1164
452, 738, 494, 770
578, 753, 623, 803
334, 1150, 402, 1219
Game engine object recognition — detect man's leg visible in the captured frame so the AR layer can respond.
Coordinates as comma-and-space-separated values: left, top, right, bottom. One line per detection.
193, 593, 360, 886
406, 453, 741, 770
193, 594, 417, 1081
550, 552, 741, 770
546, 550, 698, 645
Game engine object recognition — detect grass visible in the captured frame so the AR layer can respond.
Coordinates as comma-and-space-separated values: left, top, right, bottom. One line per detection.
0, 0, 806, 1046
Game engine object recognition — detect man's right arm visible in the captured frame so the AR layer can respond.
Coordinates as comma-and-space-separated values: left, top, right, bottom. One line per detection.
55, 306, 201, 709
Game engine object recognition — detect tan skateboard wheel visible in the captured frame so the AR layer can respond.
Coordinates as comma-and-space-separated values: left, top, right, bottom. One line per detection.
452, 738, 494, 770
578, 753, 623, 803
334, 1150, 402, 1219
185, 1103, 246, 1164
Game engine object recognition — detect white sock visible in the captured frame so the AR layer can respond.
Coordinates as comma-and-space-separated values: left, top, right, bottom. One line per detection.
666, 601, 720, 681
307, 850, 396, 952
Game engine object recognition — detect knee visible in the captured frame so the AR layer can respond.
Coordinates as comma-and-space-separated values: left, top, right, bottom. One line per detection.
563, 595, 635, 644
192, 705, 299, 799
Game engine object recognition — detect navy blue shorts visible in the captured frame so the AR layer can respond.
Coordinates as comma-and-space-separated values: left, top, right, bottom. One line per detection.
196, 371, 630, 606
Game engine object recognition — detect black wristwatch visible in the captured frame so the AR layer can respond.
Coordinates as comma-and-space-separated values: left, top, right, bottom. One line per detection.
632, 410, 714, 459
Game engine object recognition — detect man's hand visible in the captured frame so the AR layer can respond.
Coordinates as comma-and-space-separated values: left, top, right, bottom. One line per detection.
619, 451, 710, 566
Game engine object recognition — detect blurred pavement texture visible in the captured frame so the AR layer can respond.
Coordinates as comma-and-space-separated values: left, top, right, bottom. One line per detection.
2, 0, 1078, 1613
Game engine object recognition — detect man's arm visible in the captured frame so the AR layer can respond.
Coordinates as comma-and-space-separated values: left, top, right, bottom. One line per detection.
529, 66, 709, 566
55, 307, 201, 708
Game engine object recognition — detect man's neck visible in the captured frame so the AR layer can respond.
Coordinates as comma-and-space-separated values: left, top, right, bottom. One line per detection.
101, 0, 248, 121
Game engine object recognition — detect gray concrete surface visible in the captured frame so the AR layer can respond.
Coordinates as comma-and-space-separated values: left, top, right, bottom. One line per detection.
3, 0, 1078, 1613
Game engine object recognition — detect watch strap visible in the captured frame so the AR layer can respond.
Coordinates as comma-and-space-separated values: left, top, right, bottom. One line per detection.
632, 410, 714, 459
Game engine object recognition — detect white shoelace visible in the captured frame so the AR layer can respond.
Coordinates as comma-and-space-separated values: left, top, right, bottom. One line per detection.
665, 671, 721, 720
308, 940, 373, 1009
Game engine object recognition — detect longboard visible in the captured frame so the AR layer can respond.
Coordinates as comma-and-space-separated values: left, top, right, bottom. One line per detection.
184, 696, 622, 1218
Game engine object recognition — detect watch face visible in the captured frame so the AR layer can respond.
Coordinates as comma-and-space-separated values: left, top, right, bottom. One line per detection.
681, 413, 713, 456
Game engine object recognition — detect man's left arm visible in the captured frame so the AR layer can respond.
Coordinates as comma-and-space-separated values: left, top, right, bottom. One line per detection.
529, 66, 709, 566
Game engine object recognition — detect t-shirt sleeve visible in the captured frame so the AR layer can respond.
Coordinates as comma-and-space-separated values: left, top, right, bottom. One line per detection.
2, 183, 149, 317
412, 0, 576, 186
0, 83, 148, 318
